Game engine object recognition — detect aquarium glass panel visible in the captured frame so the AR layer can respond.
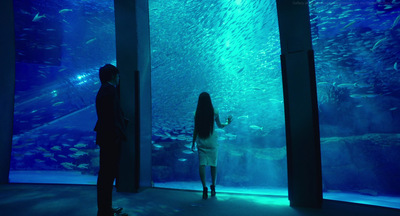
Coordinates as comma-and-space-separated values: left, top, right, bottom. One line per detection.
150, 0, 287, 195
10, 0, 116, 184
310, 0, 400, 208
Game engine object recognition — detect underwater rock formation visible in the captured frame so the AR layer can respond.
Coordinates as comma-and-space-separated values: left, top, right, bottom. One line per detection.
321, 133, 400, 195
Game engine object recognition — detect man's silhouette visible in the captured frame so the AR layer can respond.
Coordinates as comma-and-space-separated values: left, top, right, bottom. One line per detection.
94, 64, 127, 216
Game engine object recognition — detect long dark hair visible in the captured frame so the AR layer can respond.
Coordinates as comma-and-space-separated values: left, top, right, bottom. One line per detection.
195, 92, 214, 139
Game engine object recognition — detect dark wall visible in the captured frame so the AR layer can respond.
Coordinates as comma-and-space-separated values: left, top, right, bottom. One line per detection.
0, 0, 15, 184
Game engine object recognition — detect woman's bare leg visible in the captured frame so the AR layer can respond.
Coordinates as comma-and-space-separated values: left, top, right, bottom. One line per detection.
199, 165, 206, 188
211, 166, 217, 186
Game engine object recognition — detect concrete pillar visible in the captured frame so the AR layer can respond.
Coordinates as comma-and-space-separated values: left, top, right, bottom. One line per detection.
276, 0, 322, 207
136, 0, 152, 189
114, 0, 152, 192
0, 0, 15, 184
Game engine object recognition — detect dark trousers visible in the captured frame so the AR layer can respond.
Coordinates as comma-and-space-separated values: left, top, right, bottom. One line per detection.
97, 145, 120, 216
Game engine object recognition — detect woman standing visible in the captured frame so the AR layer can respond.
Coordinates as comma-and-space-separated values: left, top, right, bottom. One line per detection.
192, 92, 233, 199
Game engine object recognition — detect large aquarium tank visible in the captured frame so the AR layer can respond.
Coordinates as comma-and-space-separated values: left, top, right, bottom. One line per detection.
309, 0, 400, 209
10, 0, 116, 184
149, 0, 287, 195
9, 0, 400, 209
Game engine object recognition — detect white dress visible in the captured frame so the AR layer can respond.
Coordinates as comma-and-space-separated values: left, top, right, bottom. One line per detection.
196, 113, 219, 166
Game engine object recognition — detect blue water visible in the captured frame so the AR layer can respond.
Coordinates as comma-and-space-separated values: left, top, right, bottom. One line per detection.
11, 0, 115, 176
9, 0, 400, 209
149, 0, 287, 190
309, 0, 400, 200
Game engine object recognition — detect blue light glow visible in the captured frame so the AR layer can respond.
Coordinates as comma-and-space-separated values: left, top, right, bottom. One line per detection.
7, 0, 400, 209
310, 0, 400, 209
10, 0, 116, 185
150, 0, 287, 193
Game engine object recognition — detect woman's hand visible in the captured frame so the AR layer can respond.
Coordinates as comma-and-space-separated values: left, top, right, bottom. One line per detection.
227, 115, 233, 124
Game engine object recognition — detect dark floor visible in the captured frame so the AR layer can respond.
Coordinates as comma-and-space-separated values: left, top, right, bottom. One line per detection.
0, 184, 399, 216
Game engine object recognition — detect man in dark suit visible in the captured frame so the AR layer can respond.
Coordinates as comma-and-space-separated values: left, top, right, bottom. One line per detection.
94, 64, 127, 216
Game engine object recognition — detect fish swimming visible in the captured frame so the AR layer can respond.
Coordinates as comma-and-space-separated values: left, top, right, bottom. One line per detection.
85, 38, 97, 44
59, 9, 73, 14
74, 151, 88, 156
37, 147, 47, 152
237, 67, 245, 73
269, 99, 283, 103
153, 144, 163, 149
337, 83, 356, 88
176, 135, 187, 141
43, 153, 54, 158
341, 20, 356, 30
50, 146, 61, 151
317, 82, 330, 86
58, 68, 67, 72
250, 125, 263, 130
237, 115, 249, 119
225, 133, 237, 139
371, 38, 386, 51
391, 14, 400, 29
77, 164, 89, 169
74, 143, 87, 148
395, 62, 398, 71
354, 83, 371, 88
69, 148, 79, 152
349, 93, 379, 98
32, 12, 46, 22
61, 162, 76, 169
52, 101, 64, 106
182, 150, 194, 154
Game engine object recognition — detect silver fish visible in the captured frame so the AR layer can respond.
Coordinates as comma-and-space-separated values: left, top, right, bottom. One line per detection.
371, 38, 386, 51
59, 9, 73, 14
182, 150, 194, 154
250, 125, 263, 130
391, 14, 400, 29
74, 143, 87, 148
77, 164, 89, 169
32, 13, 46, 22
153, 144, 163, 149
85, 38, 97, 45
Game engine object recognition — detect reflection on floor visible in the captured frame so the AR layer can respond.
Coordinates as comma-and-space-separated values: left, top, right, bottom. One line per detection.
155, 181, 288, 196
8, 171, 400, 211
1, 184, 400, 216
156, 181, 400, 210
